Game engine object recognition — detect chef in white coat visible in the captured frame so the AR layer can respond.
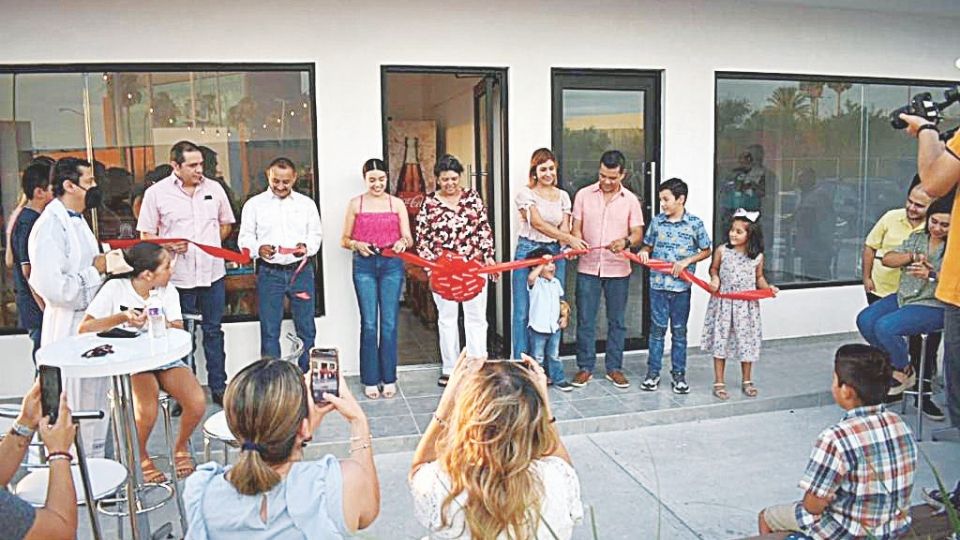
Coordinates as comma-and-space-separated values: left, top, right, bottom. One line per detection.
29, 157, 108, 456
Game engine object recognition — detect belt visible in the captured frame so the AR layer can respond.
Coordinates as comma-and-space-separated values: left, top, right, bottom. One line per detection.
258, 259, 305, 272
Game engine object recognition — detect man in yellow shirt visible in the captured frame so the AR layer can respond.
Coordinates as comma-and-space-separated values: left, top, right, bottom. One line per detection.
899, 112, 960, 441
863, 180, 932, 302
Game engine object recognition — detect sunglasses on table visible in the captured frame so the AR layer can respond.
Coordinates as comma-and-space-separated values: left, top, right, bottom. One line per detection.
81, 344, 115, 358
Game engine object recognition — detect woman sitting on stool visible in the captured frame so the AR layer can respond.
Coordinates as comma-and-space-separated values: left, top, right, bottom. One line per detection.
857, 195, 952, 399
78, 242, 206, 482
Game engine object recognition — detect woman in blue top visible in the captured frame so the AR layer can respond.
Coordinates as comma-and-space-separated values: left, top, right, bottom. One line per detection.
184, 359, 380, 539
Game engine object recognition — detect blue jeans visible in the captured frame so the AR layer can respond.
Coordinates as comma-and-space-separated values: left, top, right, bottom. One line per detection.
575, 273, 629, 373
530, 329, 564, 384
647, 288, 692, 376
353, 253, 404, 386
857, 294, 945, 371
512, 237, 566, 358
257, 262, 317, 372
943, 304, 960, 429
178, 277, 227, 393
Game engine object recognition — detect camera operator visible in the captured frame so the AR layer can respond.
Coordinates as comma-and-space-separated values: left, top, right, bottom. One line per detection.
899, 111, 960, 437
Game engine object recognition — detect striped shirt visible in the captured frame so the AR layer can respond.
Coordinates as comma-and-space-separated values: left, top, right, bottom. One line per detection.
796, 404, 917, 539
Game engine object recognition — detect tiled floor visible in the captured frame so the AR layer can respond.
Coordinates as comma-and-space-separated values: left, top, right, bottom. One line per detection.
162, 331, 873, 462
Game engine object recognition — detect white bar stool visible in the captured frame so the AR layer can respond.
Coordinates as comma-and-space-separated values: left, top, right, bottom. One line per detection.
201, 333, 303, 465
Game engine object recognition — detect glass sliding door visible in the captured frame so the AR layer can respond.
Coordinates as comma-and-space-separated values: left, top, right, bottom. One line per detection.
552, 69, 661, 355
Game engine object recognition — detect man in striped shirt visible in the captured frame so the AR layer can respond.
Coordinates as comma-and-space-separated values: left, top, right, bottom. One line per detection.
759, 344, 917, 539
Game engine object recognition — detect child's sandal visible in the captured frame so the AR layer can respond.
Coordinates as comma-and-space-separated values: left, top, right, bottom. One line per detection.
742, 380, 758, 398
712, 383, 729, 401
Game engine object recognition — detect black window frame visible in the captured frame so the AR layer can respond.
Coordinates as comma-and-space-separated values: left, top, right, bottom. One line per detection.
714, 70, 958, 291
0, 62, 323, 334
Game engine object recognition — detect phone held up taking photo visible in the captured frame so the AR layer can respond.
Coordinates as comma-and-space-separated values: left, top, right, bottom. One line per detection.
39, 365, 62, 424
310, 347, 340, 405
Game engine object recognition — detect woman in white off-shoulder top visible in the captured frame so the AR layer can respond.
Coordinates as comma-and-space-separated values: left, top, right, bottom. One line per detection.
409, 352, 584, 539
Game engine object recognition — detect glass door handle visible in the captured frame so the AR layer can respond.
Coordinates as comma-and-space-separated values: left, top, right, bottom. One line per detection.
644, 161, 658, 214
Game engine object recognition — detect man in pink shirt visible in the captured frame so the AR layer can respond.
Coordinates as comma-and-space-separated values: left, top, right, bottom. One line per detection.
570, 150, 644, 389
137, 141, 236, 405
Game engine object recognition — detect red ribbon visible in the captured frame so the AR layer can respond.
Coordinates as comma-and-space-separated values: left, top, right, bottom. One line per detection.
106, 238, 252, 265
383, 246, 775, 302
620, 251, 775, 301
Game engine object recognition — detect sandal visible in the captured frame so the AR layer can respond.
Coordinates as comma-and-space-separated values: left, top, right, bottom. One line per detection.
364, 386, 381, 399
712, 383, 729, 401
174, 452, 196, 479
382, 383, 397, 399
742, 380, 759, 398
141, 458, 168, 484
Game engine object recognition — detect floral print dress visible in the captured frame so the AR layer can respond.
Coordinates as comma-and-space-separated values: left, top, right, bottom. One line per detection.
701, 245, 763, 362
415, 189, 495, 262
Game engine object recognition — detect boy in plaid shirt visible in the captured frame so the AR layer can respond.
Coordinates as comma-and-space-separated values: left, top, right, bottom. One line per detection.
759, 344, 917, 539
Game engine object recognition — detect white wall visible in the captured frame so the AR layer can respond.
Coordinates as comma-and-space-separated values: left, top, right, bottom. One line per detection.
1, 0, 958, 397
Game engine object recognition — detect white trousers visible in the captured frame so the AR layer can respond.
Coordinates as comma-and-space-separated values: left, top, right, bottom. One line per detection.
433, 283, 488, 374
65, 376, 111, 458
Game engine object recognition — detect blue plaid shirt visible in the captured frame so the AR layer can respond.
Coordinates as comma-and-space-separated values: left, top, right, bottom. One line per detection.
795, 405, 917, 539
641, 211, 711, 292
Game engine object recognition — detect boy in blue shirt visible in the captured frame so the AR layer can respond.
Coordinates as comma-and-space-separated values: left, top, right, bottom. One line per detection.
526, 247, 571, 390
638, 178, 712, 394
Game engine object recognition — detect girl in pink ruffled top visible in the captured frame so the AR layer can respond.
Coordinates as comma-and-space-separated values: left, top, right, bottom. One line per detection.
341, 159, 413, 399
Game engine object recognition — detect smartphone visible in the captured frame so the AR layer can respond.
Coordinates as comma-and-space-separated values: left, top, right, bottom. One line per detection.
309, 347, 340, 405
39, 365, 62, 424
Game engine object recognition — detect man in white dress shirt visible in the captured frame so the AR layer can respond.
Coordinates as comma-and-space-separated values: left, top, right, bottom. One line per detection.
29, 157, 109, 456
238, 158, 322, 371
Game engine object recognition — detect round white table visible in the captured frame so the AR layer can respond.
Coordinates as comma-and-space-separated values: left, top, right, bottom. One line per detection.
37, 329, 191, 540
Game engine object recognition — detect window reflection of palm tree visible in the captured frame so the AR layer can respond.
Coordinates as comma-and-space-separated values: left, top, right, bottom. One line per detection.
798, 81, 825, 119
827, 82, 852, 117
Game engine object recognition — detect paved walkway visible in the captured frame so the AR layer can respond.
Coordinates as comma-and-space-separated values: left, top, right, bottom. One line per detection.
359, 405, 959, 540
46, 330, 960, 538
81, 403, 958, 539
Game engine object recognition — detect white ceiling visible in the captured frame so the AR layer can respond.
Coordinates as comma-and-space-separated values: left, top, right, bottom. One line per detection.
752, 0, 960, 17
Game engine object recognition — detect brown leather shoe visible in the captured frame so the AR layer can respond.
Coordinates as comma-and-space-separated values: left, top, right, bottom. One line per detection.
571, 370, 592, 387
606, 370, 631, 388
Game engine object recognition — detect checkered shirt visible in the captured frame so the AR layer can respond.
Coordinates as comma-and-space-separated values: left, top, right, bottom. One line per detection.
795, 404, 917, 539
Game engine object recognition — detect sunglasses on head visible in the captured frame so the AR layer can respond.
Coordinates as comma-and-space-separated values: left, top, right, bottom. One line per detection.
81, 344, 114, 358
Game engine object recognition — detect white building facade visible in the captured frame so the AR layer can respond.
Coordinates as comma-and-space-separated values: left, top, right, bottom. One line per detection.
1, 0, 958, 397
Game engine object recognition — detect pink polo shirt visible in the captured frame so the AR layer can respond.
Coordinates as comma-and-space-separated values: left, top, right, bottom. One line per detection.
572, 182, 644, 278
136, 174, 236, 288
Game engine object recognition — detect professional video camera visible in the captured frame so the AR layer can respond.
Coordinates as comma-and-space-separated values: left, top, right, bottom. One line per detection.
890, 85, 960, 141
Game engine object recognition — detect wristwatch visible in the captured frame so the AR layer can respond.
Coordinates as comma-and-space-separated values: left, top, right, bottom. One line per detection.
622, 236, 632, 249
10, 420, 35, 439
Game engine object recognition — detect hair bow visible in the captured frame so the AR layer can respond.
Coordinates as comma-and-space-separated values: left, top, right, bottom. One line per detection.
105, 249, 134, 275
733, 208, 760, 222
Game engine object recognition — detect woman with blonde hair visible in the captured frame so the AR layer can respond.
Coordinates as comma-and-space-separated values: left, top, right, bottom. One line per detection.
184, 359, 380, 539
410, 352, 583, 539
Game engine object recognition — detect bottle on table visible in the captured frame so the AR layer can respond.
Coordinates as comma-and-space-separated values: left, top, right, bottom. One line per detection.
146, 290, 167, 339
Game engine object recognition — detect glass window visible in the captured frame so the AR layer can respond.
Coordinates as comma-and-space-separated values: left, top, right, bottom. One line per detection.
0, 65, 320, 334
715, 75, 959, 286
